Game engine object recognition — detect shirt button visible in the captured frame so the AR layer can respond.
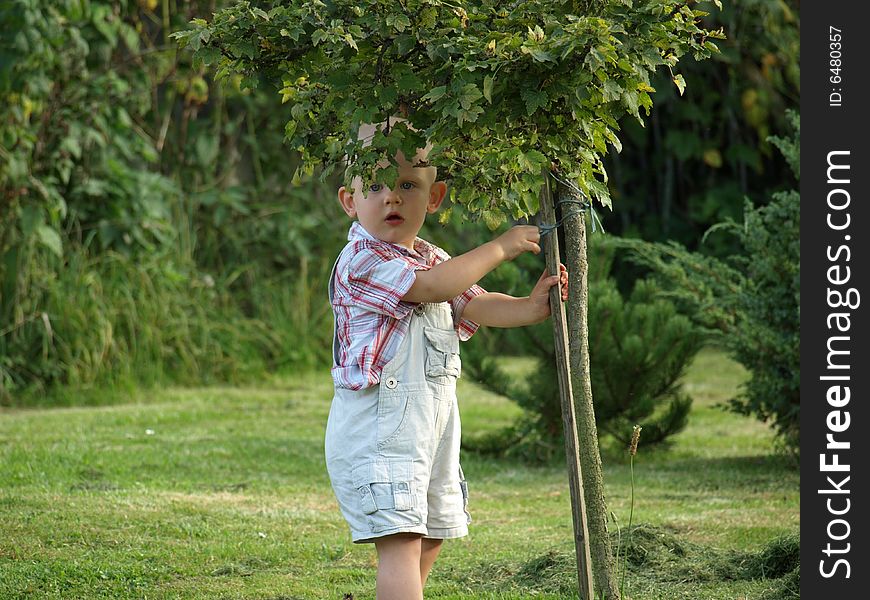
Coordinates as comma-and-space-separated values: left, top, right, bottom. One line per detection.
385, 377, 398, 389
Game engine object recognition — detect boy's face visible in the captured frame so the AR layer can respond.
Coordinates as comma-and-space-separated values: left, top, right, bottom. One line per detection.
338, 147, 447, 250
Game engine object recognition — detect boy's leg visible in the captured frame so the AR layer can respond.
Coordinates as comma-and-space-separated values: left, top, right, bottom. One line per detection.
420, 538, 443, 586
375, 533, 424, 600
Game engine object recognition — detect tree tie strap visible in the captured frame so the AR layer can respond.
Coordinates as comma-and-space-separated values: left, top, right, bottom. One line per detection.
539, 171, 605, 236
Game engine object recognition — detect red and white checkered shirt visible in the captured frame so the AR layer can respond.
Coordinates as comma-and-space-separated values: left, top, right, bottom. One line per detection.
330, 221, 486, 390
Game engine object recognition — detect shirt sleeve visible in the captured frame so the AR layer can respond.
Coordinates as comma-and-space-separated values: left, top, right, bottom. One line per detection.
451, 283, 487, 341
345, 245, 420, 319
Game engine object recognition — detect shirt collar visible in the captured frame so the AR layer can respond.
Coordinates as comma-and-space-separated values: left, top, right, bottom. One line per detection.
347, 221, 434, 260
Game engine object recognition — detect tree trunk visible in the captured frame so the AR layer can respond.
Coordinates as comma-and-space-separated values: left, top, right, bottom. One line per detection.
539, 177, 595, 600
559, 184, 620, 599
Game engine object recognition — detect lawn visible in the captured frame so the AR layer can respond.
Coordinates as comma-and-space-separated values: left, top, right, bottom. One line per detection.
0, 347, 799, 599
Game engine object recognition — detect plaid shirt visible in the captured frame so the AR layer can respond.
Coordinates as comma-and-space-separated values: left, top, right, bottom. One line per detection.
330, 221, 486, 390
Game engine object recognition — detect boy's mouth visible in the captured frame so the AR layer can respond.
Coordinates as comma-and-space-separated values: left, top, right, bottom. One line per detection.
385, 213, 404, 225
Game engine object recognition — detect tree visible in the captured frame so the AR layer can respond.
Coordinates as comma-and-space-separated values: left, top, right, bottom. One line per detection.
174, 1, 721, 596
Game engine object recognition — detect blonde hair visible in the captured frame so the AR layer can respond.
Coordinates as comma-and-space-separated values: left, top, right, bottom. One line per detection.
356, 116, 431, 151
343, 116, 436, 186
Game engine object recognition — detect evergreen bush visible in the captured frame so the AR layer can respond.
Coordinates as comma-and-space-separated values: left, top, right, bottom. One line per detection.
590, 277, 700, 445
465, 252, 702, 460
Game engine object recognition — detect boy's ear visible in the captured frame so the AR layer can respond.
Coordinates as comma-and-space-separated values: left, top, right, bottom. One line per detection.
337, 186, 357, 218
426, 181, 448, 214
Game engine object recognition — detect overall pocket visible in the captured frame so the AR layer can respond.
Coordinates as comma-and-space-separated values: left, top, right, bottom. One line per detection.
423, 326, 461, 379
376, 391, 411, 450
351, 458, 419, 533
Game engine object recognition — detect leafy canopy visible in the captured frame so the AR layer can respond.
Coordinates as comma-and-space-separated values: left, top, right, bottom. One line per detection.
174, 0, 722, 226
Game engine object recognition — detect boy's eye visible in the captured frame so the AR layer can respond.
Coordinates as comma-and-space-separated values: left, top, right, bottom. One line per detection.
400, 182, 415, 190
369, 183, 383, 193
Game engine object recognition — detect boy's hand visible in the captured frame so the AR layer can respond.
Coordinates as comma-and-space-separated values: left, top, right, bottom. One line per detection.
494, 225, 541, 261
528, 264, 569, 320
461, 264, 569, 327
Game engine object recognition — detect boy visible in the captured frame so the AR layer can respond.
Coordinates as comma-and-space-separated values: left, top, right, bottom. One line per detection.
325, 118, 568, 599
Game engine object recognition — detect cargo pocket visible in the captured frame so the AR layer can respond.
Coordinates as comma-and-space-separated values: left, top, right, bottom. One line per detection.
351, 458, 419, 533
423, 326, 461, 379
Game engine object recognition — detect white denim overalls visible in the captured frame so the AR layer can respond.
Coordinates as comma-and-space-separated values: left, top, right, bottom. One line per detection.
324, 262, 471, 543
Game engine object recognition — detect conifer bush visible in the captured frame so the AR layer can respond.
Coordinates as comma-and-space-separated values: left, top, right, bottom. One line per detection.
465, 253, 702, 460
590, 277, 700, 445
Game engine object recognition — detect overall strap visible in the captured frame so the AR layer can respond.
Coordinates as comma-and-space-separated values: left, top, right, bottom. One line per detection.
327, 256, 341, 367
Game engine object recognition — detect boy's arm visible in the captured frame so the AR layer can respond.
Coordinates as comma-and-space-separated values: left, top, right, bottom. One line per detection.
402, 225, 541, 303
462, 265, 568, 327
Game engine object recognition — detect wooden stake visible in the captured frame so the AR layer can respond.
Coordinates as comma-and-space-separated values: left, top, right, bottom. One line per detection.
538, 174, 595, 600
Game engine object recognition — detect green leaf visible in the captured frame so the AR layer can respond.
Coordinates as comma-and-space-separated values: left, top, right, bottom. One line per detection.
196, 46, 221, 66
457, 106, 484, 126
326, 70, 354, 89
587, 178, 610, 202
59, 136, 82, 160
36, 225, 62, 257
387, 13, 412, 33
419, 7, 437, 28
291, 103, 308, 119
672, 73, 686, 96
395, 69, 423, 91
521, 88, 548, 116
422, 86, 447, 103
239, 75, 259, 91
602, 80, 622, 102
521, 46, 556, 63
518, 149, 547, 173
395, 34, 416, 56
378, 86, 398, 104
184, 28, 207, 52
120, 23, 140, 52
482, 210, 505, 230
606, 131, 623, 153
280, 27, 303, 41
92, 5, 118, 46
621, 90, 639, 116
458, 84, 483, 110
236, 40, 256, 58
284, 120, 298, 141
483, 75, 493, 103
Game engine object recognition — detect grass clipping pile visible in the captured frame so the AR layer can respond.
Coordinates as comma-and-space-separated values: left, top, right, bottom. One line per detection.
616, 525, 798, 598
456, 525, 799, 598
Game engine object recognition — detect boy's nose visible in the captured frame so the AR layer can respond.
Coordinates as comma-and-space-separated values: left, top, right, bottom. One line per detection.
384, 189, 402, 204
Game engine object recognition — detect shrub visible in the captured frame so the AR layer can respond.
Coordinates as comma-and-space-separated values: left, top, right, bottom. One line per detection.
590, 277, 701, 445
464, 262, 702, 460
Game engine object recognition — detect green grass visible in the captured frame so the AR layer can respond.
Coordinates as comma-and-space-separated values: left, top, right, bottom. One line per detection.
0, 347, 799, 599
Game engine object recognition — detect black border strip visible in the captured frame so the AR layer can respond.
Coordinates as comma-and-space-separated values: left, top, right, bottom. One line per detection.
801, 1, 869, 595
